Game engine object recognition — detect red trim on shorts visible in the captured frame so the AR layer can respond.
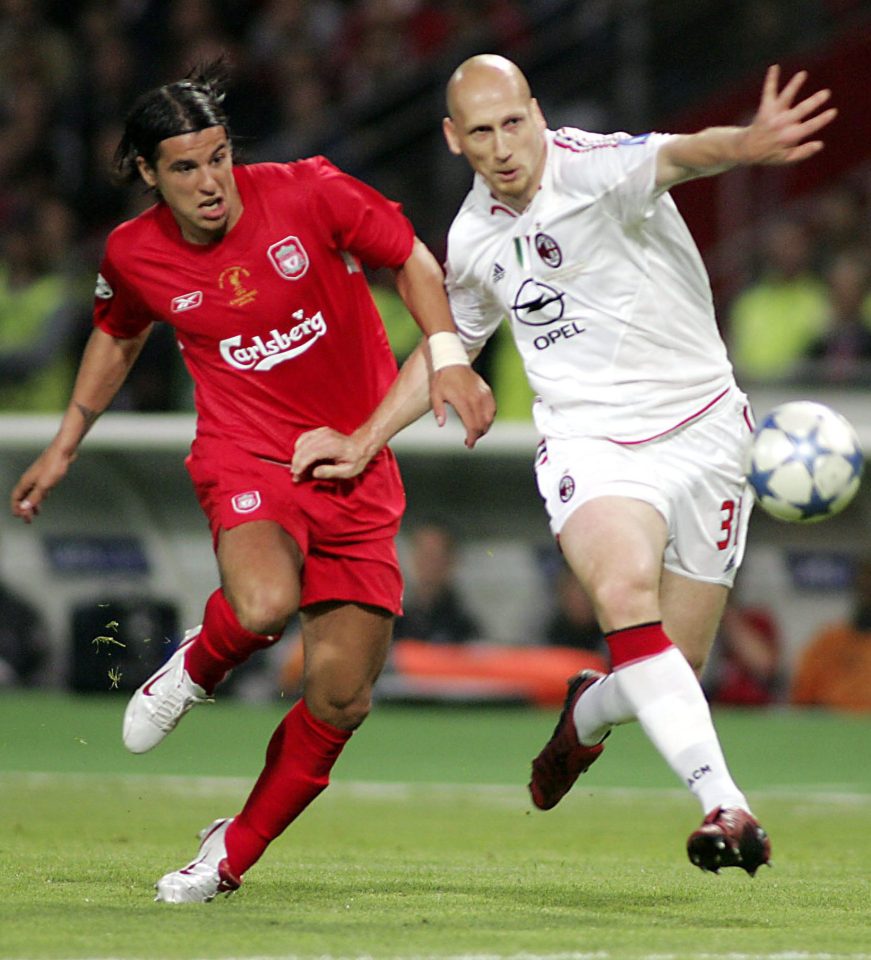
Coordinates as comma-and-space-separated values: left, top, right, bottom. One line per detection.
609, 388, 731, 446
605, 621, 673, 668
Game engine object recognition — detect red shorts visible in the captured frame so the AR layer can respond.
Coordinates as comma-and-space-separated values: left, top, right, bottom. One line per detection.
186, 441, 406, 615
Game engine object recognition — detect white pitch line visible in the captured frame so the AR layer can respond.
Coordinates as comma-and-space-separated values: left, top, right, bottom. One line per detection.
31, 952, 871, 960
0, 771, 871, 808
2, 771, 871, 807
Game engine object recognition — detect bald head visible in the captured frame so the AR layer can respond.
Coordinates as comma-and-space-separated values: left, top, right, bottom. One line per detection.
446, 54, 532, 122
442, 54, 546, 213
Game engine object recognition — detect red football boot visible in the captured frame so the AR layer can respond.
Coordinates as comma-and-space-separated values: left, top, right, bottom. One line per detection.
687, 806, 772, 876
529, 670, 607, 810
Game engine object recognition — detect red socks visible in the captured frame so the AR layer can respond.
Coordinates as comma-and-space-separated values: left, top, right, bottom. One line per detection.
224, 700, 351, 876
605, 620, 673, 668
179, 592, 354, 877
183, 589, 278, 693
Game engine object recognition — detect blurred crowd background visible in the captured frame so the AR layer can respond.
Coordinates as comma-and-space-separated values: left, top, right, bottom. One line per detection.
1, 0, 871, 710
1, 0, 870, 414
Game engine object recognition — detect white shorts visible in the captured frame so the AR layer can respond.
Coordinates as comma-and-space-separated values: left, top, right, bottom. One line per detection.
534, 391, 755, 587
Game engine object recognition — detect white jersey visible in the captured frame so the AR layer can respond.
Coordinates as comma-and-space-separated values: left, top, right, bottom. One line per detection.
445, 127, 737, 443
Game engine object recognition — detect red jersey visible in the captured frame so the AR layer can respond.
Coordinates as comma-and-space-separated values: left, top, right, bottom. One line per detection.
94, 158, 415, 460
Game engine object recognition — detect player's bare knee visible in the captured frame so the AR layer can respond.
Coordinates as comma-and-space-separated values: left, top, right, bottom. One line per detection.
334, 699, 372, 730
593, 577, 660, 630
310, 686, 373, 731
229, 584, 294, 636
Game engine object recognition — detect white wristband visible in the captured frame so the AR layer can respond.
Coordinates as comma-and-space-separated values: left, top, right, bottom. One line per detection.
428, 331, 471, 371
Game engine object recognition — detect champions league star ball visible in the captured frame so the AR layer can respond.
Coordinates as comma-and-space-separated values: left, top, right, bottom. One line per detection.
745, 401, 864, 523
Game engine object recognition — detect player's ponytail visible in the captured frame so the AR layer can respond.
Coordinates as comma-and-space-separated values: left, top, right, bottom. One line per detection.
113, 57, 233, 186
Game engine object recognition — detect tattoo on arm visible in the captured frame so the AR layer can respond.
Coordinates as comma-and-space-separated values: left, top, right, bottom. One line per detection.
74, 402, 102, 442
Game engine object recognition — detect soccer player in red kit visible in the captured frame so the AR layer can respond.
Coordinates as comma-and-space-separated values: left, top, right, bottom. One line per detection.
10, 64, 494, 902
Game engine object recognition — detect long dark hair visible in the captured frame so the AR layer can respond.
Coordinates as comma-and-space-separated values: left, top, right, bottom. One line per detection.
113, 60, 232, 184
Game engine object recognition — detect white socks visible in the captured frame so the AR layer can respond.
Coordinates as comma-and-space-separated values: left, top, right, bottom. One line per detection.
573, 646, 749, 813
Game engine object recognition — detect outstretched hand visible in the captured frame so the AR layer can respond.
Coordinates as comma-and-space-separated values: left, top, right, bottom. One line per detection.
10, 446, 75, 524
740, 64, 837, 166
430, 364, 496, 448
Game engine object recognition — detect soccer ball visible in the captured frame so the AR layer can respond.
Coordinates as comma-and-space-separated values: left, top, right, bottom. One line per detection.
745, 401, 864, 523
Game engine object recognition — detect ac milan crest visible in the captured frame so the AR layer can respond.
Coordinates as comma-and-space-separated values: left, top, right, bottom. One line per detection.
534, 232, 562, 268
558, 474, 575, 503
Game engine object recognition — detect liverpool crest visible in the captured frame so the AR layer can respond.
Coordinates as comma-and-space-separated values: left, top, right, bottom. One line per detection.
267, 235, 309, 280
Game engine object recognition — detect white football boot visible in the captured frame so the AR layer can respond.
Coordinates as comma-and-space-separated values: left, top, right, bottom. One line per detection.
123, 626, 211, 753
155, 818, 242, 903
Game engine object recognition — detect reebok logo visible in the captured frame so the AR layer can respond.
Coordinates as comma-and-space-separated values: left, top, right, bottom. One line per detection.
220, 310, 327, 371
172, 290, 203, 313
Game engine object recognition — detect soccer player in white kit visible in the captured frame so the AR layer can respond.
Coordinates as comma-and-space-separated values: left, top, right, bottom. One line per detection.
292, 56, 836, 874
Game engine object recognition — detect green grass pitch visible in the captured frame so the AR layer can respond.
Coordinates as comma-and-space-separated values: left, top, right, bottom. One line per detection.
1, 691, 870, 959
